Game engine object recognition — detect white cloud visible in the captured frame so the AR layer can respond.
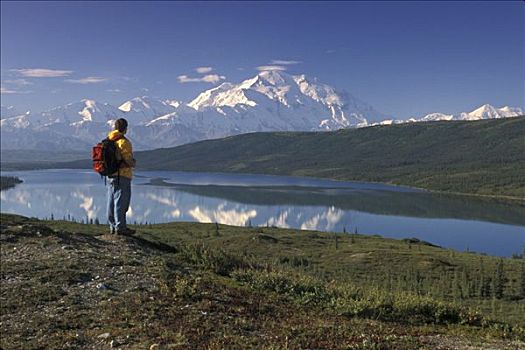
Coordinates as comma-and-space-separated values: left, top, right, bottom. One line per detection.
3, 79, 33, 86
195, 66, 213, 74
12, 68, 73, 78
270, 59, 301, 65
325, 49, 337, 54
1, 86, 18, 94
1, 86, 31, 94
202, 74, 225, 83
178, 74, 225, 84
256, 65, 287, 71
107, 88, 121, 93
65, 76, 108, 84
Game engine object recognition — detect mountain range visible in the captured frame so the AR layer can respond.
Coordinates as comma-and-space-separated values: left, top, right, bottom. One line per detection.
1, 70, 522, 151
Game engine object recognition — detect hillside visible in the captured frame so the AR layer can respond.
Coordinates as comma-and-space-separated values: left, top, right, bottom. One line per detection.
1, 214, 524, 349
134, 117, 525, 198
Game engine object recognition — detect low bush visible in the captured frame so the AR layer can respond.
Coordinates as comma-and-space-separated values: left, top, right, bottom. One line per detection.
232, 268, 486, 326
178, 243, 257, 276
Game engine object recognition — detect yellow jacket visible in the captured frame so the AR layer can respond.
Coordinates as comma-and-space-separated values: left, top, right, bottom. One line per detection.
108, 130, 134, 179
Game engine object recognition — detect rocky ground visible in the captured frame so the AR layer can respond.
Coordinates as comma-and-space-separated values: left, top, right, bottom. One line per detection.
1, 215, 523, 349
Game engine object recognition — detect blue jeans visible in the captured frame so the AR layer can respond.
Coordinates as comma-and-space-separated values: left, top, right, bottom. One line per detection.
107, 176, 131, 232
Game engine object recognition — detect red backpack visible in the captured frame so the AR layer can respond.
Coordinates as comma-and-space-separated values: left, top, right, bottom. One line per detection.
92, 135, 122, 176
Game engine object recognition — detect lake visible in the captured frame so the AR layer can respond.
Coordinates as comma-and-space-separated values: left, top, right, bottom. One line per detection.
1, 169, 524, 257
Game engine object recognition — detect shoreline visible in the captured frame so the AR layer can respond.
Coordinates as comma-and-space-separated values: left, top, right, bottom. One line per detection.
0, 211, 497, 259
3, 165, 524, 202
138, 170, 525, 204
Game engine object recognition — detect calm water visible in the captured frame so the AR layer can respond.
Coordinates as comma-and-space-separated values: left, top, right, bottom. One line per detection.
1, 169, 524, 257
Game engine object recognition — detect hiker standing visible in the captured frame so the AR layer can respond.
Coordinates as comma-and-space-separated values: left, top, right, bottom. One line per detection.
107, 118, 136, 235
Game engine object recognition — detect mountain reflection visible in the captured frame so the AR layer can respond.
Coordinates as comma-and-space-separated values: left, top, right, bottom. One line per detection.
72, 191, 97, 220
300, 206, 344, 231
188, 203, 257, 226
169, 184, 525, 226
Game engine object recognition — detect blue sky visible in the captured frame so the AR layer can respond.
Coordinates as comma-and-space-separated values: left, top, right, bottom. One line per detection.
1, 1, 523, 118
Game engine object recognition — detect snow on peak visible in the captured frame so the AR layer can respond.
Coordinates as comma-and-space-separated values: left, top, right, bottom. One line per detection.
257, 69, 292, 86
187, 70, 388, 126
118, 96, 185, 125
498, 106, 523, 115
77, 99, 103, 121
415, 104, 523, 123
293, 74, 344, 106
191, 70, 336, 110
118, 96, 154, 112
420, 112, 454, 122
467, 104, 498, 119
460, 104, 523, 120
81, 99, 97, 107
118, 101, 133, 112
165, 99, 181, 108
188, 82, 256, 110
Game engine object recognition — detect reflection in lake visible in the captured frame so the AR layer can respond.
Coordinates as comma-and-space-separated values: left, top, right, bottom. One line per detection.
1, 169, 524, 257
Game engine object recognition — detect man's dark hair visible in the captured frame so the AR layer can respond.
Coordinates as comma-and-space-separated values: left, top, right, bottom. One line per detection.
115, 118, 128, 132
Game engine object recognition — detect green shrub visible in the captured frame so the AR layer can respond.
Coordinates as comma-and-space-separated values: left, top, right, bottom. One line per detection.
232, 268, 484, 326
178, 243, 256, 276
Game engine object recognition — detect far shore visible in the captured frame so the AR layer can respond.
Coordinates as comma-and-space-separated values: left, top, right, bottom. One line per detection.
2, 164, 524, 204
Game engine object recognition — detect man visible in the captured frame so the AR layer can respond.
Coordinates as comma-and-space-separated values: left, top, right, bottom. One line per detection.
107, 118, 136, 235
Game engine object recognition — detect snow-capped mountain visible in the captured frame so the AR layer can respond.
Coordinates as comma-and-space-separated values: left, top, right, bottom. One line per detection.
188, 70, 388, 129
413, 104, 523, 122
2, 99, 122, 129
1, 70, 523, 152
118, 96, 183, 125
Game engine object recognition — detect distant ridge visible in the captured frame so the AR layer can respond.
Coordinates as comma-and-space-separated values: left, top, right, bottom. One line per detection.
131, 117, 525, 198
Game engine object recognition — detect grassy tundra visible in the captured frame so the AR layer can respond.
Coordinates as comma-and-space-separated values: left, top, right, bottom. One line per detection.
1, 213, 524, 349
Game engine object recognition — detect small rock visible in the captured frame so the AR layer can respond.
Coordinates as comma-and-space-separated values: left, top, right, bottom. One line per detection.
150, 344, 160, 350
96, 283, 109, 290
110, 339, 117, 348
98, 332, 110, 339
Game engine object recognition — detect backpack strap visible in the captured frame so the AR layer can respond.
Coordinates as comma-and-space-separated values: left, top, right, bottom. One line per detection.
112, 134, 123, 186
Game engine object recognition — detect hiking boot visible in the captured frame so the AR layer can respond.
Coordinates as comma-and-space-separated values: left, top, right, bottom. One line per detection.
116, 227, 136, 236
